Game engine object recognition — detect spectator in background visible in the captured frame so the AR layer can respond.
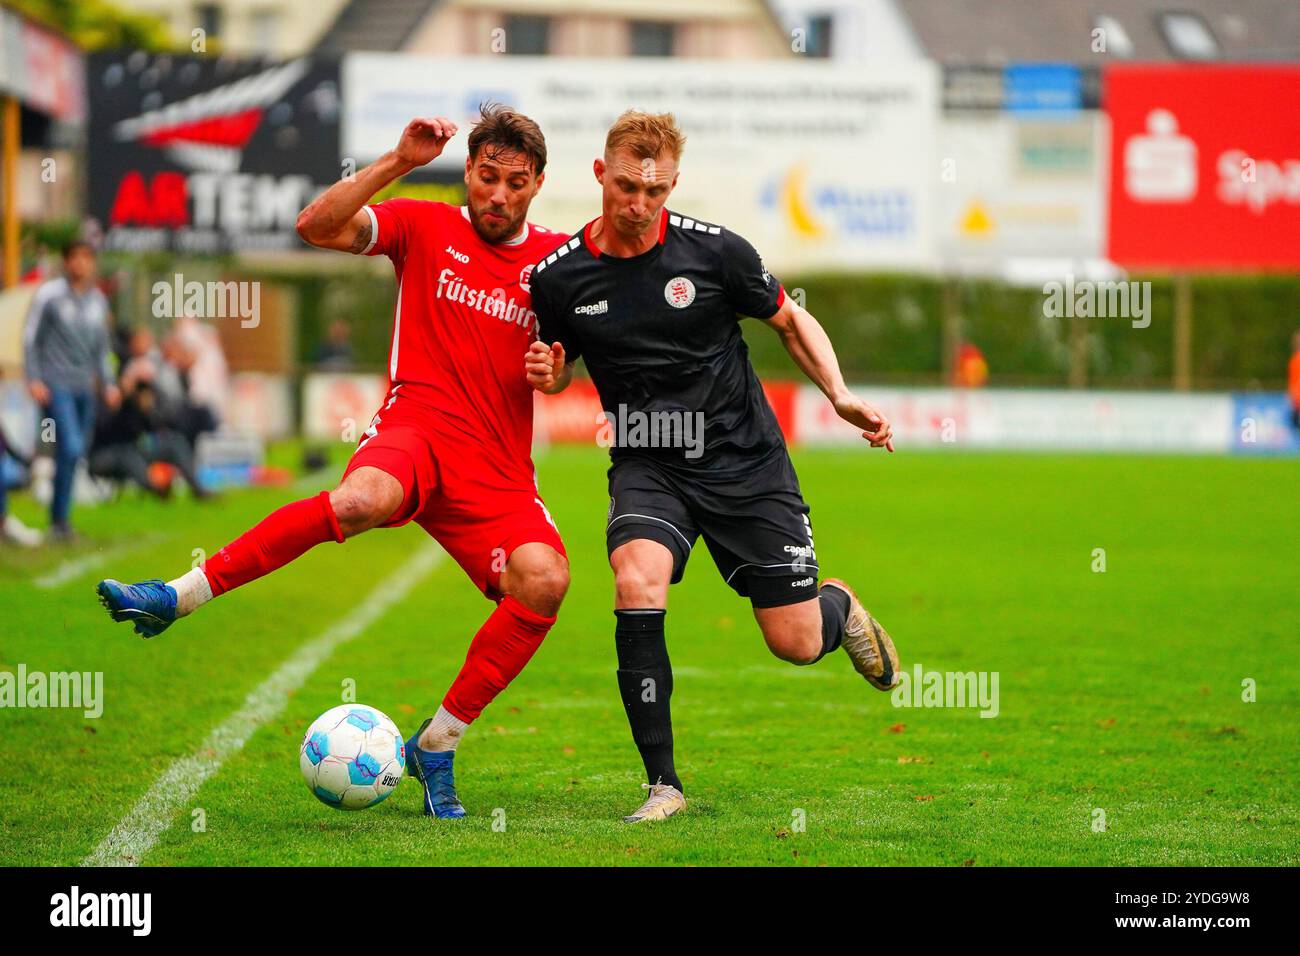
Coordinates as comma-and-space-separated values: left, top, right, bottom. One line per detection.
171, 314, 229, 430
23, 241, 121, 541
1289, 330, 1300, 430
314, 318, 355, 370
953, 340, 989, 388
0, 391, 43, 547
89, 370, 212, 501
158, 327, 219, 449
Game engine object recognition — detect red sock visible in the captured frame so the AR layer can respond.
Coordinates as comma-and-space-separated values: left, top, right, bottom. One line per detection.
442, 595, 556, 722
203, 491, 345, 597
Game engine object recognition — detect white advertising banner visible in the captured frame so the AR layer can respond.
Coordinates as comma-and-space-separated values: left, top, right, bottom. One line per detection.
795, 386, 1234, 453
936, 113, 1107, 271
225, 373, 294, 441
301, 372, 391, 441
342, 55, 939, 272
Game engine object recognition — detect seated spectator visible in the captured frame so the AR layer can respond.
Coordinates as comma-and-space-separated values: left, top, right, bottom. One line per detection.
89, 371, 212, 501
174, 315, 228, 423
161, 318, 226, 447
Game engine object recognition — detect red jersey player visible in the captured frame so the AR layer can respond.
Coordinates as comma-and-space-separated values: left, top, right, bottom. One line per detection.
97, 106, 570, 818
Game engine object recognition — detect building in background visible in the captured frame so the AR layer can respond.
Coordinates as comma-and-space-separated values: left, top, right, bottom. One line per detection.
892, 0, 1300, 63
0, 6, 87, 286
112, 0, 351, 57
315, 0, 791, 57
768, 0, 921, 59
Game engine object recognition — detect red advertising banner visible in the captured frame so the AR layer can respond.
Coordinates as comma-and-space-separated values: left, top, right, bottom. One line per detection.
534, 379, 800, 446
1106, 65, 1300, 271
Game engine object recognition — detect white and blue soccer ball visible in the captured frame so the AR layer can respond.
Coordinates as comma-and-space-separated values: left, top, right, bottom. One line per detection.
299, 704, 406, 810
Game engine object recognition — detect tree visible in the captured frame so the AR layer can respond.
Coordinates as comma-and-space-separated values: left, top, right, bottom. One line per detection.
5, 0, 173, 51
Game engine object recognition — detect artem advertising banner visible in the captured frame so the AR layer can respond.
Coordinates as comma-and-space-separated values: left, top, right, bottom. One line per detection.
87, 53, 341, 254
1106, 65, 1300, 271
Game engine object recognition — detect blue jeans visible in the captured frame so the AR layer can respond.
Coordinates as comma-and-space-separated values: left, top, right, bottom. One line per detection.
46, 388, 97, 526
1, 453, 23, 517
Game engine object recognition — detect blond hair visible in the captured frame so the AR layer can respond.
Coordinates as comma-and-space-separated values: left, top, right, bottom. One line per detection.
604, 110, 686, 163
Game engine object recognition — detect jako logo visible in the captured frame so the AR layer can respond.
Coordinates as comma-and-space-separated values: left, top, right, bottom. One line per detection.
445, 245, 469, 263
50, 886, 151, 936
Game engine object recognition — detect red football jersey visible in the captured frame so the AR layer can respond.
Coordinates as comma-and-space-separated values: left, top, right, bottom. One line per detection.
360, 199, 566, 481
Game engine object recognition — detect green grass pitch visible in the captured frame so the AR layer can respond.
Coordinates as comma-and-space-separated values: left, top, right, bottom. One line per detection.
1, 445, 1296, 866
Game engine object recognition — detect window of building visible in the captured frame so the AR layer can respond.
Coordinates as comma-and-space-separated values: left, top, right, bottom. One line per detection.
1158, 12, 1220, 60
1093, 15, 1135, 57
505, 15, 550, 55
196, 3, 222, 39
805, 14, 833, 58
630, 21, 675, 57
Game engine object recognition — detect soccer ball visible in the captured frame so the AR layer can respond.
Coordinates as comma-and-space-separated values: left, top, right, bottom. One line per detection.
299, 704, 406, 810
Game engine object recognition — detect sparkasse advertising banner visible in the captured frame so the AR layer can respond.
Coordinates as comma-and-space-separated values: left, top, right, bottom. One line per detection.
1106, 65, 1300, 271
87, 53, 342, 254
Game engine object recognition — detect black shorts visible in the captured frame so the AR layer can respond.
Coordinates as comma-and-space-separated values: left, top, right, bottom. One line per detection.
605, 452, 819, 609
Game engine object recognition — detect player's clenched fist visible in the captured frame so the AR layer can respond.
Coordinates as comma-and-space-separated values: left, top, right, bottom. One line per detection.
395, 116, 458, 169
526, 340, 566, 393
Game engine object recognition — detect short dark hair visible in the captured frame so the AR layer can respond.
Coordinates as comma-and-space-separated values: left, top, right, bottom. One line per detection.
61, 239, 93, 260
467, 102, 547, 176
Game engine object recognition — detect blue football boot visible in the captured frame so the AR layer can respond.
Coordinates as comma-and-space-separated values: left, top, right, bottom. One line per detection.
405, 717, 467, 818
96, 578, 178, 638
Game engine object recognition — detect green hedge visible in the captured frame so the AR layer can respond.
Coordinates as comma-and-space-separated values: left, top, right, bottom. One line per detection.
741, 273, 1299, 390
127, 262, 1300, 392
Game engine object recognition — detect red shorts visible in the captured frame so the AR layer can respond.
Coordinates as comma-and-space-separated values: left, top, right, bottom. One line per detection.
342, 388, 565, 600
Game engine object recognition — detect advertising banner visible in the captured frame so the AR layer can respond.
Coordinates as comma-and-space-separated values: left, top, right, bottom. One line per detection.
795, 386, 1235, 454
342, 55, 939, 272
87, 53, 342, 254
1106, 65, 1300, 271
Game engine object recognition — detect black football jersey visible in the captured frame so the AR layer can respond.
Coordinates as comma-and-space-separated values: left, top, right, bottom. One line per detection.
530, 208, 787, 476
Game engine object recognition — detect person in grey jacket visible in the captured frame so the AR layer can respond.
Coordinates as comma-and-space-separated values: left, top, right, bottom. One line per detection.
23, 241, 121, 540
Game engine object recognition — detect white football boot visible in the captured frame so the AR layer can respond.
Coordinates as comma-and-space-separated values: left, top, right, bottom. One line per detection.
1, 514, 43, 547
821, 578, 900, 690
622, 782, 687, 823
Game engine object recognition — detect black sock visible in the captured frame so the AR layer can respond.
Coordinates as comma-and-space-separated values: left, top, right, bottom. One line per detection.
814, 584, 851, 662
614, 609, 682, 792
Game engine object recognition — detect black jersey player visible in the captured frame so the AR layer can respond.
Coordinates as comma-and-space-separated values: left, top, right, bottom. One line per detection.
525, 110, 901, 823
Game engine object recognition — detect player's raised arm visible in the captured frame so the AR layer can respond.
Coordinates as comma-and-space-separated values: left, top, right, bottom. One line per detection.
762, 296, 894, 452
295, 117, 458, 253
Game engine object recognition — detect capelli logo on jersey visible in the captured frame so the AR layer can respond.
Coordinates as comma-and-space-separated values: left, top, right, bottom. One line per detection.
436, 268, 537, 334
575, 300, 608, 316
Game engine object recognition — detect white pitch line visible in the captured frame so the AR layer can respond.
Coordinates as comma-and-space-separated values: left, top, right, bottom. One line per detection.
35, 535, 166, 590
84, 542, 444, 867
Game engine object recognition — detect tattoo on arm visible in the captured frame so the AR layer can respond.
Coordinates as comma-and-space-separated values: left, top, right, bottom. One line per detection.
347, 221, 372, 254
